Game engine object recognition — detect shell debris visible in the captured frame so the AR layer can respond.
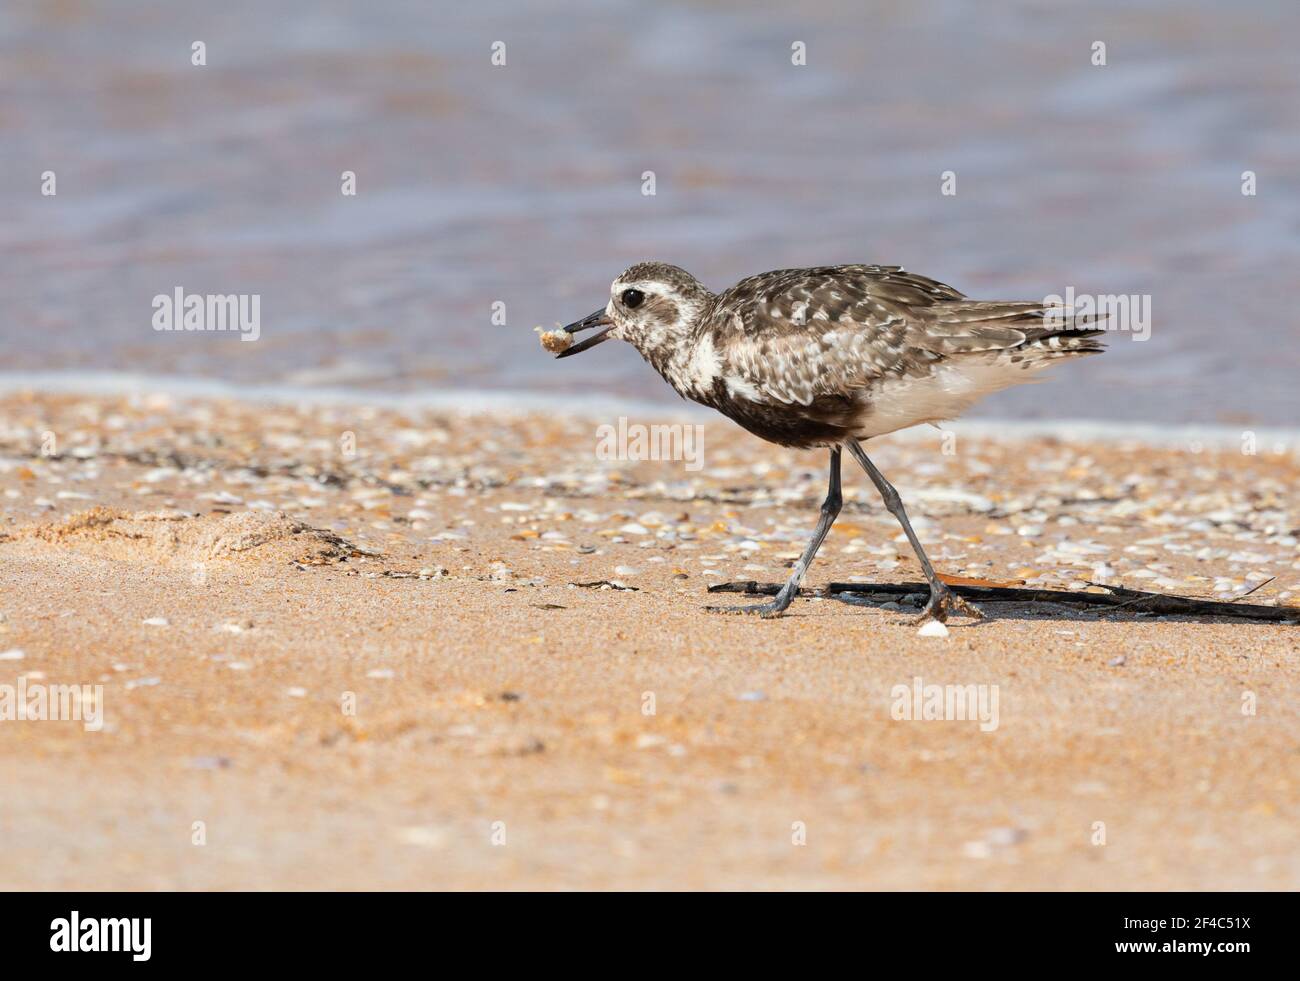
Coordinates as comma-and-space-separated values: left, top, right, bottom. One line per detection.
535, 326, 573, 354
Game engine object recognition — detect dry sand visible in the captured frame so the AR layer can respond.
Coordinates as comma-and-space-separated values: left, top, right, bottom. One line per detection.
0, 391, 1297, 890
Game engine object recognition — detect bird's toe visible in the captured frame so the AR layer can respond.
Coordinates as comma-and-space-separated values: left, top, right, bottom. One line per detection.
918, 588, 983, 624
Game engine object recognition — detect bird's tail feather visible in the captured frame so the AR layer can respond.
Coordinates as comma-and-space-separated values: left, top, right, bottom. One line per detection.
925, 299, 1109, 361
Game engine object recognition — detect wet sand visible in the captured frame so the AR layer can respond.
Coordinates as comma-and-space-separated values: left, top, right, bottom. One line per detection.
0, 391, 1297, 890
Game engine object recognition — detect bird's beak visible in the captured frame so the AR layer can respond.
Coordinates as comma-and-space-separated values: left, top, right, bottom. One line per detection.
555, 308, 614, 358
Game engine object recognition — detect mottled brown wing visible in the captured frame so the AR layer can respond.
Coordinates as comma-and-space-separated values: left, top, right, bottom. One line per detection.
713, 266, 1090, 406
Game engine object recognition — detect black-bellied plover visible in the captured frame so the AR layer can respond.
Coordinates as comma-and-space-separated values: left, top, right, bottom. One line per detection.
554, 262, 1105, 622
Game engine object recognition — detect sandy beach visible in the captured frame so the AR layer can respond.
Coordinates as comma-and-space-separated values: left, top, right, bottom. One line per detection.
0, 389, 1296, 890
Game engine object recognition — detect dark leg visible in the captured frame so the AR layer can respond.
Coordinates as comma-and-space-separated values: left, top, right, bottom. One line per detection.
845, 438, 982, 623
706, 447, 842, 618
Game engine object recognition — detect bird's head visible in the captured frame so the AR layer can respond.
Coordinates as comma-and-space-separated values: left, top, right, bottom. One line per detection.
555, 262, 712, 360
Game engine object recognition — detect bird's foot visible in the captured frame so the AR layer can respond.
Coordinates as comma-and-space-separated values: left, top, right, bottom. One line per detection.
917, 586, 984, 624
704, 599, 789, 619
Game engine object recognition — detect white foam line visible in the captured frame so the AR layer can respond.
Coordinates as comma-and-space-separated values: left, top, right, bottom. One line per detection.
0, 371, 1295, 450
942, 419, 1296, 451
0, 371, 680, 419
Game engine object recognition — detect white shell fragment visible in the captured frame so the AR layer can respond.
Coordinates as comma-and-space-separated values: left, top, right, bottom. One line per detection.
535, 327, 573, 353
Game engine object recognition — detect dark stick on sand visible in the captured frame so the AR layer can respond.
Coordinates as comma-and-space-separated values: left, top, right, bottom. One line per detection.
706, 580, 1298, 623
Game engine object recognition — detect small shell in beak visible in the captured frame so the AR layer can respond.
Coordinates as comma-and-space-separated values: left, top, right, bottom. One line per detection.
535, 326, 574, 353
552, 308, 615, 359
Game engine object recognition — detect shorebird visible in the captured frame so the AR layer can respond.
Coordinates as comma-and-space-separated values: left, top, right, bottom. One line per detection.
553, 262, 1105, 622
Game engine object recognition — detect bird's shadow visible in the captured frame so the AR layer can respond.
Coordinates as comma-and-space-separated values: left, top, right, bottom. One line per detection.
828, 593, 1264, 626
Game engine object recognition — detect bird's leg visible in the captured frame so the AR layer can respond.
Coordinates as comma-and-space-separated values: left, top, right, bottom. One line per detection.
706, 447, 842, 618
845, 439, 983, 624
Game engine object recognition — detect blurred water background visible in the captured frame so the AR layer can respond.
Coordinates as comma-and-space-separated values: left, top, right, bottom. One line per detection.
1, 0, 1297, 424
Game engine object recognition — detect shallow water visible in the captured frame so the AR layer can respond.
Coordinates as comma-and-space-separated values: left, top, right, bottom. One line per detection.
1, 0, 1297, 425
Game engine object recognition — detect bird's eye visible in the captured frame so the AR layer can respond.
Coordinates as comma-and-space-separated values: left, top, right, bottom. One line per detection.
621, 288, 645, 309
